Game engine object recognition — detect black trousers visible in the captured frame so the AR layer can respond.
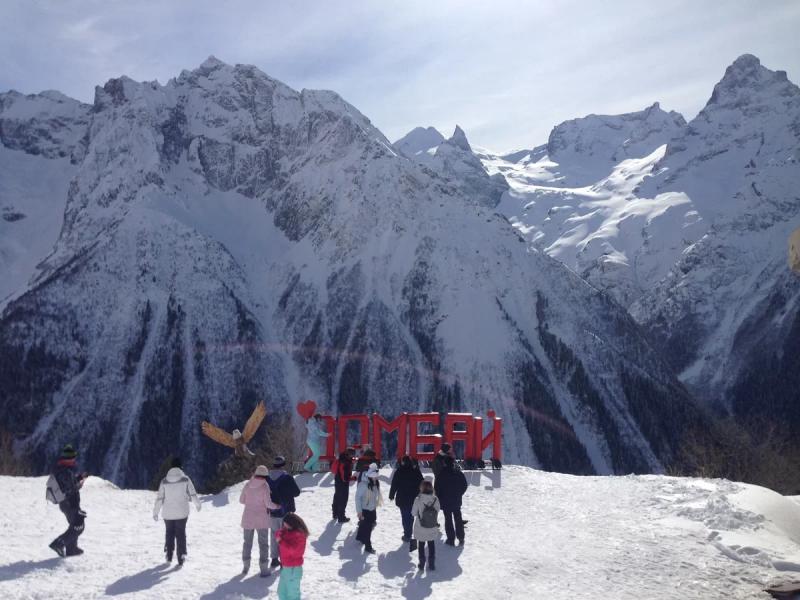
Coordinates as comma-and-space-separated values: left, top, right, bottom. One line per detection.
164, 518, 187, 559
332, 479, 349, 519
55, 502, 85, 553
355, 509, 376, 549
443, 509, 464, 543
418, 540, 435, 567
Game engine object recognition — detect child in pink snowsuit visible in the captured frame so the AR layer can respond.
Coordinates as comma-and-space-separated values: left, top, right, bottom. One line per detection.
239, 465, 280, 576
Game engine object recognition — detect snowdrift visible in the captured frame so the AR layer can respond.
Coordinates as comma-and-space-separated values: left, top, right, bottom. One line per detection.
1, 466, 799, 599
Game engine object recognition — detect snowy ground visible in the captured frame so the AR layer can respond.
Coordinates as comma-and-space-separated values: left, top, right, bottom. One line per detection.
1, 466, 799, 599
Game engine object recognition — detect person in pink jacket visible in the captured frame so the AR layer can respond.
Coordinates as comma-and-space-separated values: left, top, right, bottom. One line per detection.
275, 513, 309, 600
239, 465, 280, 576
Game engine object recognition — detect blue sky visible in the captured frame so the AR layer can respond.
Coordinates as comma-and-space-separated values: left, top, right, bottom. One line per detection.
1, 1, 798, 151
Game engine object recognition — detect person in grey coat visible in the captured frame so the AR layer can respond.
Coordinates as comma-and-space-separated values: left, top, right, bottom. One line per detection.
153, 457, 201, 566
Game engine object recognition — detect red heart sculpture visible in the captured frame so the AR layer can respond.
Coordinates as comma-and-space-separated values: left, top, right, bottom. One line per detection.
296, 400, 317, 421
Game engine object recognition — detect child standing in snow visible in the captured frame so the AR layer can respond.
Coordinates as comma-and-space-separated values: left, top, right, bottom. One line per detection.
48, 444, 89, 557
411, 479, 441, 571
355, 462, 383, 554
239, 465, 280, 576
153, 457, 201, 566
275, 513, 309, 600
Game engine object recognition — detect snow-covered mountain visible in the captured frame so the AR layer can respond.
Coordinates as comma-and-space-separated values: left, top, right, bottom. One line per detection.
3, 468, 800, 599
0, 58, 705, 487
394, 125, 508, 207
485, 103, 699, 306
630, 55, 800, 423
481, 55, 800, 435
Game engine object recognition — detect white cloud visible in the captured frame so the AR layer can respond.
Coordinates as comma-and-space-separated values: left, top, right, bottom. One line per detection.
0, 0, 798, 150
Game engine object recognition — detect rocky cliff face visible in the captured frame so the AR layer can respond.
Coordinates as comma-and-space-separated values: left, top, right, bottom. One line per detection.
0, 58, 703, 487
630, 55, 800, 433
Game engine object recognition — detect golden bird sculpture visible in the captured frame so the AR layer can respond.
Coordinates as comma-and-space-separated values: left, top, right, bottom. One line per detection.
201, 401, 267, 458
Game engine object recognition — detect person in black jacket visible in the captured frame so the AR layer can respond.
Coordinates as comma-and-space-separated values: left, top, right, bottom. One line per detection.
331, 447, 356, 523
49, 445, 88, 557
434, 455, 468, 546
267, 456, 301, 567
388, 455, 424, 542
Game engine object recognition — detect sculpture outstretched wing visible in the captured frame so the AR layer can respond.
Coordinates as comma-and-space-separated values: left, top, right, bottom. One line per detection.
242, 401, 267, 443
201, 421, 236, 448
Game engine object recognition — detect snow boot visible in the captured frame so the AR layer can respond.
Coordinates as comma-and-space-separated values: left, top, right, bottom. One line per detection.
66, 547, 84, 557
409, 539, 418, 552
338, 516, 351, 523
444, 539, 455, 546
242, 559, 250, 575
178, 554, 186, 567
49, 540, 66, 557
364, 545, 376, 554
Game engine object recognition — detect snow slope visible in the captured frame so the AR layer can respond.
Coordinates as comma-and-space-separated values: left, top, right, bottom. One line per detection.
0, 58, 704, 487
2, 467, 799, 599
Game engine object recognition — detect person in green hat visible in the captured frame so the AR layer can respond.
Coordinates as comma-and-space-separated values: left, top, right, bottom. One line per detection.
48, 444, 89, 557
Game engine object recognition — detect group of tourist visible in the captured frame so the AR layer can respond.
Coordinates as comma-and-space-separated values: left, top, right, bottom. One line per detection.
45, 438, 471, 599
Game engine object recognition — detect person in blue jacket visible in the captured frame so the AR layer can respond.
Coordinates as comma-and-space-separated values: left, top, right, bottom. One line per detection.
304, 414, 330, 473
267, 455, 301, 568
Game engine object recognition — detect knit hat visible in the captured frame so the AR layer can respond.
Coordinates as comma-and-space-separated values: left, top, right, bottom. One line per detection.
254, 465, 269, 477
60, 444, 78, 459
273, 455, 286, 468
366, 462, 379, 479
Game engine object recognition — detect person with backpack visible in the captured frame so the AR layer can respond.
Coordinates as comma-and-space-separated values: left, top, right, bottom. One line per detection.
275, 513, 309, 600
434, 455, 468, 546
354, 462, 382, 554
152, 457, 201, 566
267, 455, 301, 568
303, 414, 330, 473
331, 447, 356, 523
411, 479, 441, 571
388, 455, 423, 542
240, 465, 281, 576
48, 444, 89, 557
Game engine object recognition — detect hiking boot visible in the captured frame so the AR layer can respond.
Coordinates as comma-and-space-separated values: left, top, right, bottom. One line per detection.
65, 547, 84, 557
338, 517, 351, 523
364, 546, 376, 554
270, 558, 281, 568
49, 540, 66, 557
444, 539, 455, 546
409, 540, 418, 552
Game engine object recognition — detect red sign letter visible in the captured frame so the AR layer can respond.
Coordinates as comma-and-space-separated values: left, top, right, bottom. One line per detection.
408, 413, 441, 461
372, 413, 408, 460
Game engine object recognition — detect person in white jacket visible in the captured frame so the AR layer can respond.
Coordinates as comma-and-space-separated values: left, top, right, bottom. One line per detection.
354, 462, 383, 554
153, 458, 201, 566
411, 479, 441, 571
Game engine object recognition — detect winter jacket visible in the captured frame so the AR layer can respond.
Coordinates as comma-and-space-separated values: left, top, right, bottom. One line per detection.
388, 463, 423, 508
355, 478, 383, 513
239, 477, 279, 530
275, 528, 307, 567
267, 471, 301, 517
434, 466, 468, 512
412, 492, 441, 543
431, 451, 460, 478
332, 453, 354, 484
153, 467, 201, 520
53, 460, 82, 508
305, 419, 329, 446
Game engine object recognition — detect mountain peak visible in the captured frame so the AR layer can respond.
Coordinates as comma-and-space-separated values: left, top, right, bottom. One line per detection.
707, 53, 797, 107
199, 55, 228, 71
448, 125, 472, 152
